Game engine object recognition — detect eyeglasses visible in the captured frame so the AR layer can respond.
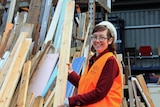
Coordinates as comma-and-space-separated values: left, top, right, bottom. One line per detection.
91, 36, 108, 41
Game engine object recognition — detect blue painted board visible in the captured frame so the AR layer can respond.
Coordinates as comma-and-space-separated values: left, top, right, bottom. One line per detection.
42, 61, 59, 97
66, 57, 85, 97
53, 0, 70, 53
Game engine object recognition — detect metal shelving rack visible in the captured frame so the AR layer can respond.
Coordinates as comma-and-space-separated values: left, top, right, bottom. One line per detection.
75, 0, 111, 33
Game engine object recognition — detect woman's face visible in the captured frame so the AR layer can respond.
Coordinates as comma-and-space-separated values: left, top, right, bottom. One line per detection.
92, 29, 113, 54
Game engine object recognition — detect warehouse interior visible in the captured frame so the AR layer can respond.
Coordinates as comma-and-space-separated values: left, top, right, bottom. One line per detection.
0, 0, 160, 107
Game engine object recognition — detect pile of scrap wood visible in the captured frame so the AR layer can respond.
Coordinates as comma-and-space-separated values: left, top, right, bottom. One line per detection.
0, 0, 91, 107
121, 54, 155, 107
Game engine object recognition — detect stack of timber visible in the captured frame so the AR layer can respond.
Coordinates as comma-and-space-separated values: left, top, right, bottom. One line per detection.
121, 52, 155, 107
0, 0, 93, 106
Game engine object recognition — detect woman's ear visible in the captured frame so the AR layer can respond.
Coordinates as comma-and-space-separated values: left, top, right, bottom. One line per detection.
108, 37, 114, 44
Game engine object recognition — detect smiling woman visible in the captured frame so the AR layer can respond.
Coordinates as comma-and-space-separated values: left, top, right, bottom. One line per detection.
61, 21, 123, 107
91, 21, 117, 55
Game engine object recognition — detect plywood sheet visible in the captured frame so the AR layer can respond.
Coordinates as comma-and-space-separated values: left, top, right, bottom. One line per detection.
28, 53, 58, 97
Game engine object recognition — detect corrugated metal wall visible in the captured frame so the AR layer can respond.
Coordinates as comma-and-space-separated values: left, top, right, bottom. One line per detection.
108, 9, 160, 67
108, 9, 160, 55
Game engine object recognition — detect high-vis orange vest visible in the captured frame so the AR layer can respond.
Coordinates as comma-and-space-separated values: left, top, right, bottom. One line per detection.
78, 52, 122, 107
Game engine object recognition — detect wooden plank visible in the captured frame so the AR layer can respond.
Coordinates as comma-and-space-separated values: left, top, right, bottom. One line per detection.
44, 0, 64, 45
26, 0, 41, 41
72, 51, 81, 60
39, 0, 46, 24
116, 54, 123, 72
20, 23, 34, 38
26, 0, 41, 25
4, 29, 15, 52
71, 18, 78, 47
96, 0, 111, 13
53, 1, 75, 106
43, 88, 55, 107
136, 75, 155, 107
128, 77, 134, 107
11, 12, 28, 51
158, 46, 160, 56
0, 35, 1, 42
16, 61, 31, 107
70, 47, 77, 58
43, 90, 51, 104
39, 0, 53, 46
158, 77, 160, 84
9, 85, 20, 107
6, 0, 16, 23
9, 37, 31, 107
4, 23, 13, 34
0, 32, 27, 87
80, 22, 91, 56
81, 45, 90, 75
32, 23, 40, 55
0, 9, 7, 34
32, 96, 44, 107
0, 29, 11, 57
76, 13, 86, 46
25, 93, 35, 107
30, 41, 52, 78
0, 23, 13, 57
127, 52, 132, 76
28, 53, 58, 97
30, 51, 42, 77
121, 97, 128, 107
0, 34, 32, 107
53, 0, 68, 53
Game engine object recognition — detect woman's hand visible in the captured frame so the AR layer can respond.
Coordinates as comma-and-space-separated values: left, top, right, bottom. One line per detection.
67, 63, 73, 74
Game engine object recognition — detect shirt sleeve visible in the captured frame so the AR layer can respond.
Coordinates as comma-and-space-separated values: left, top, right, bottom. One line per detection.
68, 56, 119, 107
68, 71, 81, 88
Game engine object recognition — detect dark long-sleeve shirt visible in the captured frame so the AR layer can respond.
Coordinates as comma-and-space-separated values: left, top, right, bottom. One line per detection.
68, 49, 119, 107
